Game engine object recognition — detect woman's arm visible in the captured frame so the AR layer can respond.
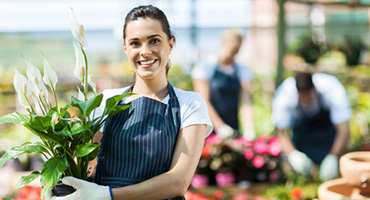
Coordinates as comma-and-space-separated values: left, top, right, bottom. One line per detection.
193, 79, 224, 130
112, 124, 207, 200
87, 131, 103, 178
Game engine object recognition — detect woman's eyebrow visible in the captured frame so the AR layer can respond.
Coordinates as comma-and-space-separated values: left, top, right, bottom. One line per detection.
127, 34, 162, 42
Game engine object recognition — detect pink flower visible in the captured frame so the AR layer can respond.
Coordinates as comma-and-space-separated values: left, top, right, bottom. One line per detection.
205, 133, 222, 146
269, 169, 279, 182
253, 138, 268, 154
191, 174, 209, 189
230, 137, 244, 149
268, 136, 278, 144
244, 149, 254, 160
232, 192, 251, 200
215, 172, 235, 187
252, 155, 264, 168
268, 141, 281, 156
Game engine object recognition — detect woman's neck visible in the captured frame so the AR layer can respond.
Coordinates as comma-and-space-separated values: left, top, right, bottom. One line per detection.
218, 55, 234, 66
132, 77, 169, 101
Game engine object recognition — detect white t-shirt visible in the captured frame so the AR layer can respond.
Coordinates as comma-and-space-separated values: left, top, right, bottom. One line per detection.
271, 73, 351, 129
191, 58, 254, 83
92, 86, 213, 136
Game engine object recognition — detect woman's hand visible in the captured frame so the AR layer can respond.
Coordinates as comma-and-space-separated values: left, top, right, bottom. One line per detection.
48, 177, 111, 200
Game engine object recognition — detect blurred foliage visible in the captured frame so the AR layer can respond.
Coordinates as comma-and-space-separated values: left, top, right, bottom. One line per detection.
337, 35, 368, 66
250, 74, 275, 136
167, 65, 193, 91
288, 31, 329, 65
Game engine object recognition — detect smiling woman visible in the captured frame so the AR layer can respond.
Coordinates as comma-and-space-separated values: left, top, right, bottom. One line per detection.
48, 5, 213, 200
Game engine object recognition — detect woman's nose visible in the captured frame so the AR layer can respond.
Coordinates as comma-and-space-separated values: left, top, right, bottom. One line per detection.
140, 43, 152, 57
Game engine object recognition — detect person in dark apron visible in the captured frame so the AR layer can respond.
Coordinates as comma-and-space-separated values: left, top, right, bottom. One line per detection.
192, 28, 255, 140
49, 5, 210, 200
274, 72, 351, 181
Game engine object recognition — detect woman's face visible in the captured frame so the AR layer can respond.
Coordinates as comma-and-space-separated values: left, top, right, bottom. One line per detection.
123, 18, 174, 81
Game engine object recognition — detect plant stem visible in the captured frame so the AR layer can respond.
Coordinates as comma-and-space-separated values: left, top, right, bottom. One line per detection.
51, 85, 59, 114
81, 45, 88, 101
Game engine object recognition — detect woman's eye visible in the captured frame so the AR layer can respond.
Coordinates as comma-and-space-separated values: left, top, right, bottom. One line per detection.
130, 41, 140, 47
150, 39, 160, 44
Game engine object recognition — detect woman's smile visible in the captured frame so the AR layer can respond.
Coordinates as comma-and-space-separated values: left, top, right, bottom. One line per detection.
138, 59, 158, 68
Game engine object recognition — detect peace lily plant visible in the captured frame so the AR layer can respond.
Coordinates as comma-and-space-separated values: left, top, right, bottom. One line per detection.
0, 8, 130, 197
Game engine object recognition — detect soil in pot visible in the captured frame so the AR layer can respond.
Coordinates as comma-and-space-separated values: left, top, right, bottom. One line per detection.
52, 181, 76, 197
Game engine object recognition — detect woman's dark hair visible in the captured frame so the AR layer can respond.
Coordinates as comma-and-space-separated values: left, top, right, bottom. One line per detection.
295, 72, 314, 92
123, 5, 174, 41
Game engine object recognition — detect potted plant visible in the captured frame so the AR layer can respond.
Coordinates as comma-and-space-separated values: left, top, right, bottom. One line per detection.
290, 31, 329, 65
338, 35, 367, 66
0, 8, 131, 197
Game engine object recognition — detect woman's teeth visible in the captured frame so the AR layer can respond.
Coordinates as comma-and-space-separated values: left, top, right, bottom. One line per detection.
140, 60, 155, 65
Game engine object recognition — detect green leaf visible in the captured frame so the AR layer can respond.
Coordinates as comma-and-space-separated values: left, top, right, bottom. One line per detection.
71, 122, 88, 135
103, 94, 133, 116
0, 143, 48, 167
107, 104, 131, 117
30, 115, 52, 132
71, 94, 103, 117
23, 122, 65, 145
75, 143, 100, 157
60, 103, 71, 118
54, 126, 73, 139
0, 112, 30, 124
87, 144, 100, 161
41, 156, 68, 189
12, 171, 41, 193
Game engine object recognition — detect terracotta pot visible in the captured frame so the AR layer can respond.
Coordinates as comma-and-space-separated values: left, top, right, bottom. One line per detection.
340, 151, 370, 194
318, 178, 370, 200
52, 182, 76, 197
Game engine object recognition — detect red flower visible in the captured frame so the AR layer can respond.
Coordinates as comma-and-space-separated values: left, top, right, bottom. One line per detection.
290, 188, 304, 199
202, 146, 212, 156
214, 190, 224, 199
252, 155, 264, 168
16, 186, 41, 200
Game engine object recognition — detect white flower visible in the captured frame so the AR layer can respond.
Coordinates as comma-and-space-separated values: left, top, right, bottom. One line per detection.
70, 7, 87, 48
72, 41, 86, 84
77, 87, 85, 101
26, 60, 49, 100
42, 56, 58, 91
88, 74, 96, 94
13, 69, 31, 109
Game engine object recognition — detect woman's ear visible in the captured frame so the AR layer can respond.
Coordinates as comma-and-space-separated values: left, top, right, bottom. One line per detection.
169, 37, 175, 53
123, 42, 127, 53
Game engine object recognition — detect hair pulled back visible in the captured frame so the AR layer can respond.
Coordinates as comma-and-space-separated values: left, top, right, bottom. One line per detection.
123, 5, 174, 42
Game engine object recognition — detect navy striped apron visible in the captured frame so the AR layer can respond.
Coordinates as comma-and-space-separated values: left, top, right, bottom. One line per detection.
95, 83, 184, 200
210, 65, 241, 131
292, 99, 336, 165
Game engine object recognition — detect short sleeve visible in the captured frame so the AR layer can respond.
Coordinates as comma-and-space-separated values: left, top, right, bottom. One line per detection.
191, 59, 217, 81
237, 64, 254, 83
313, 74, 351, 124
179, 91, 213, 136
271, 78, 298, 129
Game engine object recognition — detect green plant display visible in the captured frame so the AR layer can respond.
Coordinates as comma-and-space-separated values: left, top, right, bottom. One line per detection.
338, 35, 367, 66
0, 9, 131, 197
